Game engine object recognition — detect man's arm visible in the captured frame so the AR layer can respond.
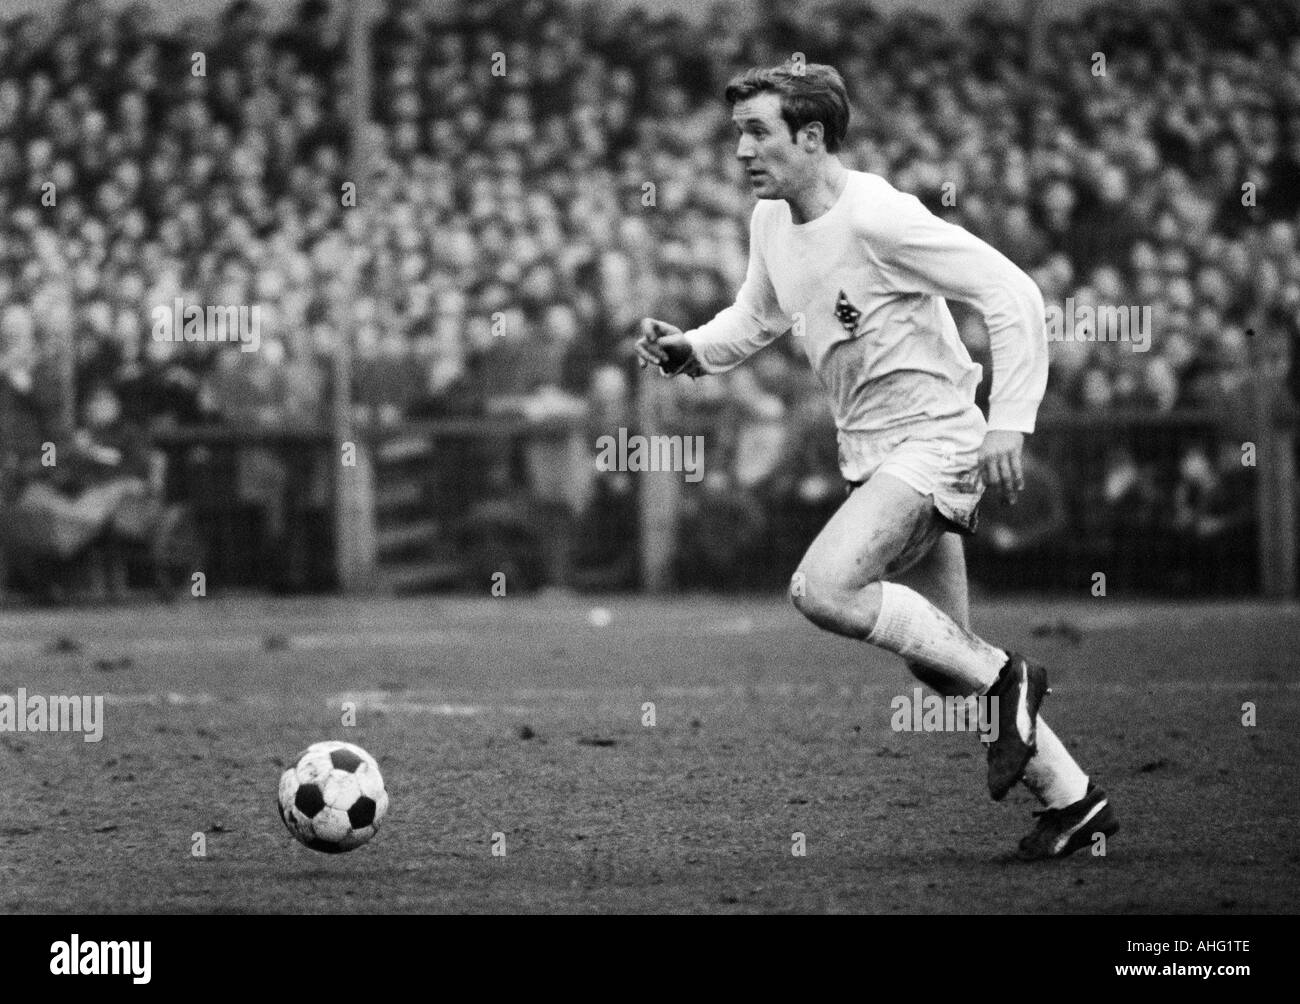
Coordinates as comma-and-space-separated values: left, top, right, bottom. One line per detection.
869, 192, 1048, 502
870, 192, 1048, 434
638, 206, 791, 377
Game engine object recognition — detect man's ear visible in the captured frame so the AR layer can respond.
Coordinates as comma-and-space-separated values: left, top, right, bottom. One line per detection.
802, 121, 824, 151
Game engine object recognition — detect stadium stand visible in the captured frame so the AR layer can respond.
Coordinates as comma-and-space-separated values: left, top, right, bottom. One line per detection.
0, 0, 1296, 596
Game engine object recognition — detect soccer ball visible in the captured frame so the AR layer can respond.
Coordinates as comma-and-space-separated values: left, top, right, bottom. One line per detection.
278, 741, 388, 853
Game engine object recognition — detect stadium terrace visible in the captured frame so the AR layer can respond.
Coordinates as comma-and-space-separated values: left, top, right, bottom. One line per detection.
1044, 298, 1153, 352
149, 298, 261, 353
594, 428, 705, 483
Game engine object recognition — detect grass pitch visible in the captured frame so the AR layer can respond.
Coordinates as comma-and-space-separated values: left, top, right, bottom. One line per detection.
2, 593, 1297, 913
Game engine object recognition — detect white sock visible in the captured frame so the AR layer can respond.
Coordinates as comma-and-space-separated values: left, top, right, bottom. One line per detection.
867, 582, 1007, 693
1021, 718, 1089, 808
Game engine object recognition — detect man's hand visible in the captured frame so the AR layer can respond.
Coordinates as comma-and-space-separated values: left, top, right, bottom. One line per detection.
978, 429, 1025, 505
635, 318, 703, 377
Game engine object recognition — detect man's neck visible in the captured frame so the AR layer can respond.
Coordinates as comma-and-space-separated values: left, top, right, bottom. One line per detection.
787, 159, 848, 225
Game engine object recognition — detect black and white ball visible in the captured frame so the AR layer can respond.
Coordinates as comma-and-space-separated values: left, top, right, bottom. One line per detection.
278, 741, 388, 853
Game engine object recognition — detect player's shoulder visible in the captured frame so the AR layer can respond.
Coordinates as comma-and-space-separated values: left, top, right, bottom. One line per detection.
850, 170, 927, 217
847, 170, 931, 241
849, 170, 894, 196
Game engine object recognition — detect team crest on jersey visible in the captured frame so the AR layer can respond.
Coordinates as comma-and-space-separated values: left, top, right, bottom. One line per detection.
834, 290, 862, 334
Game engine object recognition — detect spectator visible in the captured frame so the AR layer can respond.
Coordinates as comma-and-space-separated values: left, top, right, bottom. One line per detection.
1, 0, 1297, 597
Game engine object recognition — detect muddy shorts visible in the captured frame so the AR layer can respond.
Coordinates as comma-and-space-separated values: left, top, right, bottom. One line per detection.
839, 419, 986, 536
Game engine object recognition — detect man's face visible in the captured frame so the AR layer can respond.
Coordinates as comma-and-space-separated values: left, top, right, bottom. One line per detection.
732, 92, 814, 200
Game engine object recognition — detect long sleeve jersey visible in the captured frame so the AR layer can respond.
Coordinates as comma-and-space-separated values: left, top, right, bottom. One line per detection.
683, 170, 1048, 435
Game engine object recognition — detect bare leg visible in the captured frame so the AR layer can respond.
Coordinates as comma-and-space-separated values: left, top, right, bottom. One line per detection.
789, 472, 946, 637
789, 473, 1006, 693
894, 528, 1090, 808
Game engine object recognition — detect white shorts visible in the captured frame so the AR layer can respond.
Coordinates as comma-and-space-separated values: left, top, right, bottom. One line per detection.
838, 419, 986, 535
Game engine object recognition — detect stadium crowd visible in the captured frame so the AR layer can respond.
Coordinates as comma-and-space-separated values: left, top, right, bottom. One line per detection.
0, 0, 1296, 590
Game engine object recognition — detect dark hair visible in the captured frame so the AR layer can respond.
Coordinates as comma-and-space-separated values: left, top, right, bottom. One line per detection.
724, 63, 851, 153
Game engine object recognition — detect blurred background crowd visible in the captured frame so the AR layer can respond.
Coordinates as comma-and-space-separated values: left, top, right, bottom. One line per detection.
0, 0, 1296, 595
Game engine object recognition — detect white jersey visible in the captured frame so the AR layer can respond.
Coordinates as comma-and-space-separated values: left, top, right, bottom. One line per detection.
683, 170, 1047, 437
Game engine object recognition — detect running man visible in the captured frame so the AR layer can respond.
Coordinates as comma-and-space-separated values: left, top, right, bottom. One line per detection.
635, 63, 1118, 859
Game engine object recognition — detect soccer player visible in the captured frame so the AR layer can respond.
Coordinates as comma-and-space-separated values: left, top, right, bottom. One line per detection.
635, 63, 1118, 859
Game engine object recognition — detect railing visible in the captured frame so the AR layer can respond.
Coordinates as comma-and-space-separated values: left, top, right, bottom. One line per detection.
139, 404, 1293, 598
152, 416, 591, 594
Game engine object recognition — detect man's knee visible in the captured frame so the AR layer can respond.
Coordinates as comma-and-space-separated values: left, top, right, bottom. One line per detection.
789, 571, 883, 637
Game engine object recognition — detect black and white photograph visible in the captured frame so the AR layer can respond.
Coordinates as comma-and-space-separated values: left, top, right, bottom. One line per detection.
0, 0, 1294, 971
